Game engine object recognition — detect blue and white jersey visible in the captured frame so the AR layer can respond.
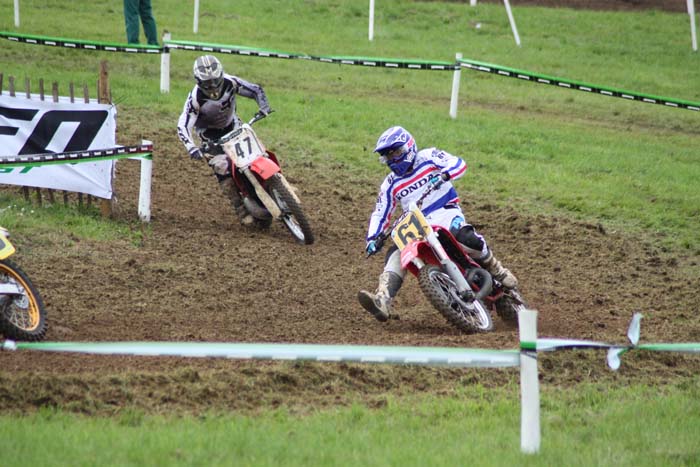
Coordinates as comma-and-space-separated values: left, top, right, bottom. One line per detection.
366, 147, 467, 241
177, 74, 271, 154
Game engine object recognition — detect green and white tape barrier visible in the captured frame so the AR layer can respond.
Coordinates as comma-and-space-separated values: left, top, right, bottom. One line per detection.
537, 313, 700, 370
0, 144, 153, 167
1, 341, 521, 368
0, 31, 160, 54
0, 144, 154, 222
458, 58, 700, 112
3, 313, 698, 370
3, 31, 697, 114
164, 39, 459, 70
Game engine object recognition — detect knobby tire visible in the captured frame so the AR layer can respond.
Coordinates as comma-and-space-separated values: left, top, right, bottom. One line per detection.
418, 265, 493, 333
267, 174, 315, 245
0, 259, 47, 341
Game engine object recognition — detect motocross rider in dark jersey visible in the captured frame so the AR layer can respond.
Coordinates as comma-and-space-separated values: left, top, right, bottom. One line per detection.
358, 126, 519, 322
177, 55, 272, 225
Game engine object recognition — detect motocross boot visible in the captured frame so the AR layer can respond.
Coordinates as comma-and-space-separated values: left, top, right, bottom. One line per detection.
357, 271, 403, 322
478, 250, 518, 290
219, 178, 253, 226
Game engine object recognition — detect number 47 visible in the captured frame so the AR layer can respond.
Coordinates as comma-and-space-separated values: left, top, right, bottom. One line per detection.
234, 137, 253, 158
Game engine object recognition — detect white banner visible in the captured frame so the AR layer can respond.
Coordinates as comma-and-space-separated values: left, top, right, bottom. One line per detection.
0, 95, 117, 199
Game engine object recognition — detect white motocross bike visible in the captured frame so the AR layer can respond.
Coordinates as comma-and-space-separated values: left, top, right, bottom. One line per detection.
203, 113, 314, 245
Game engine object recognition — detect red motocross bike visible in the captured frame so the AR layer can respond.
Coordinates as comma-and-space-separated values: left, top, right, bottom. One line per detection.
372, 180, 526, 333
203, 113, 314, 244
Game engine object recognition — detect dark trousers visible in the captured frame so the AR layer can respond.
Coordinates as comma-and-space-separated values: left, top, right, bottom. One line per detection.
124, 0, 158, 45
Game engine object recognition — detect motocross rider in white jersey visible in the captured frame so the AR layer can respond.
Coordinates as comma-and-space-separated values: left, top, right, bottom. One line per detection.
177, 55, 272, 225
358, 126, 518, 322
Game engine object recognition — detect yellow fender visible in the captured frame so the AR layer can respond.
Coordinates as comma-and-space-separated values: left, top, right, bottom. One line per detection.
0, 230, 16, 260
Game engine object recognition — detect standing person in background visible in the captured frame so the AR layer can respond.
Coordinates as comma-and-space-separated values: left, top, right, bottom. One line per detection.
124, 0, 159, 46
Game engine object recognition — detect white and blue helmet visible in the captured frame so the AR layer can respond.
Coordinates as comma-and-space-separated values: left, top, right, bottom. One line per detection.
374, 126, 417, 176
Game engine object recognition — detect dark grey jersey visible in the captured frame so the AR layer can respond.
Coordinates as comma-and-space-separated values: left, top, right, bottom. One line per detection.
177, 74, 271, 153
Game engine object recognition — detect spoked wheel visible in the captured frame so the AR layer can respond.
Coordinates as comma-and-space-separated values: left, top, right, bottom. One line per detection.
0, 259, 47, 341
267, 174, 315, 245
418, 265, 493, 333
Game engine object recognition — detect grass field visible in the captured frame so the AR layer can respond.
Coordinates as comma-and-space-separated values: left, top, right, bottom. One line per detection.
1, 0, 699, 465
2, 381, 700, 466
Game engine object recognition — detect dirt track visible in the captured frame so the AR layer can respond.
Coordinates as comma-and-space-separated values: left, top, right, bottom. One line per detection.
1, 0, 699, 415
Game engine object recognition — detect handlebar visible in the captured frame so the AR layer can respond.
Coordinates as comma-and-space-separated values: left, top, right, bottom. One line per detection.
415, 175, 445, 209
200, 110, 274, 153
248, 109, 273, 126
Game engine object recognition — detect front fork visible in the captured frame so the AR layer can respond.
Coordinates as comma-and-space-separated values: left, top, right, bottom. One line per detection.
423, 230, 473, 298
241, 167, 282, 218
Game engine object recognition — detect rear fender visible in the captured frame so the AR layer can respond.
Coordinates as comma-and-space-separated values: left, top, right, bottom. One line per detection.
250, 156, 280, 180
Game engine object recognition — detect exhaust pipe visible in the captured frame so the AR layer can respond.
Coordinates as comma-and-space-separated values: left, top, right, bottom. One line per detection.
467, 268, 493, 301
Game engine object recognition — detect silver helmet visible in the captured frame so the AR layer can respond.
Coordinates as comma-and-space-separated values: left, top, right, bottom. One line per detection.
193, 55, 224, 99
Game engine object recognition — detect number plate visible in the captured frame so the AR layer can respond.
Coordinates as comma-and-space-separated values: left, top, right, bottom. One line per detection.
391, 209, 432, 250
224, 126, 266, 167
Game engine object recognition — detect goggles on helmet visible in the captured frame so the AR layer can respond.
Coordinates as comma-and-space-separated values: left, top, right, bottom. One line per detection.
379, 145, 406, 160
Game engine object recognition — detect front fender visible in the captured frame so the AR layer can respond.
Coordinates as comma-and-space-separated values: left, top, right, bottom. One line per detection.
250, 157, 280, 180
400, 241, 439, 276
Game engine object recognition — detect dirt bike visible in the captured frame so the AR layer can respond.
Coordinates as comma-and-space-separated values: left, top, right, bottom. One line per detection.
203, 112, 315, 245
0, 227, 47, 341
371, 178, 526, 333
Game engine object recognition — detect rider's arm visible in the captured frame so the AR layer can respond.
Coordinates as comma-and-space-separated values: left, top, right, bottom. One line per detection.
430, 148, 467, 182
232, 76, 273, 115
366, 176, 396, 241
177, 89, 200, 154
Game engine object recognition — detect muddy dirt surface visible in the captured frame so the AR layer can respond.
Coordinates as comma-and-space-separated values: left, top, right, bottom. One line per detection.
1, 1, 699, 416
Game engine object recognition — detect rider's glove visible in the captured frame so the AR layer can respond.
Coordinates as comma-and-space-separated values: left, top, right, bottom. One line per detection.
256, 108, 273, 119
365, 240, 378, 256
189, 148, 203, 161
429, 172, 445, 187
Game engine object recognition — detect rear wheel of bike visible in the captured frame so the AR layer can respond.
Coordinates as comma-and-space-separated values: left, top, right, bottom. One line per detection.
495, 289, 526, 324
0, 259, 47, 341
267, 174, 314, 245
418, 265, 493, 333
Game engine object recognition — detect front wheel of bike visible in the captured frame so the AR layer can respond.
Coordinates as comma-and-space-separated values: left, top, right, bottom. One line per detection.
418, 265, 493, 333
0, 259, 47, 341
267, 174, 315, 245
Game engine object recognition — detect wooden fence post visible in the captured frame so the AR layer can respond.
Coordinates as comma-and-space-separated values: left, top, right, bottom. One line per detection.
97, 60, 113, 218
